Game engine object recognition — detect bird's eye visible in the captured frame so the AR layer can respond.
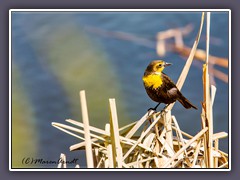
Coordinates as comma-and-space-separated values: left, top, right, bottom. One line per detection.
158, 64, 162, 67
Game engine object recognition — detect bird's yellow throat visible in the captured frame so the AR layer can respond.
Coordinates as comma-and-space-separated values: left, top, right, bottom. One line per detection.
142, 73, 163, 89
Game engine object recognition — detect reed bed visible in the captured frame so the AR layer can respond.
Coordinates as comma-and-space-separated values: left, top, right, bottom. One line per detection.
52, 12, 228, 169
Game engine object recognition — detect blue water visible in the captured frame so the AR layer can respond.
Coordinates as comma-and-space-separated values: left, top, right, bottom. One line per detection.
11, 11, 229, 168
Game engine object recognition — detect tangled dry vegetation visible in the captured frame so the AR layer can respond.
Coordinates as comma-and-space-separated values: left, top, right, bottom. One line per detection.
52, 12, 228, 169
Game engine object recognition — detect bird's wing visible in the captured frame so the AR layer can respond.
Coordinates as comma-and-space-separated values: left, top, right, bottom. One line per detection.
167, 87, 179, 98
161, 73, 179, 99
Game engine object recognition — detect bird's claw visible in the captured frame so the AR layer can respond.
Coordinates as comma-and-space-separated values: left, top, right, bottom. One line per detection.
147, 107, 157, 116
147, 107, 157, 112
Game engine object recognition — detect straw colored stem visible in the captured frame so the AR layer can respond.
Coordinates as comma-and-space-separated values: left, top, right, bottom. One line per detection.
105, 123, 114, 168
127, 157, 155, 167
125, 111, 153, 139
172, 126, 193, 139
80, 90, 94, 168
205, 12, 214, 168
52, 122, 105, 142
218, 162, 228, 168
214, 139, 219, 168
164, 111, 173, 149
163, 127, 208, 168
167, 12, 205, 111
212, 132, 228, 141
52, 123, 106, 151
123, 115, 160, 160
191, 140, 202, 168
64, 121, 153, 153
66, 119, 108, 136
109, 99, 123, 168
57, 153, 66, 168
173, 46, 228, 68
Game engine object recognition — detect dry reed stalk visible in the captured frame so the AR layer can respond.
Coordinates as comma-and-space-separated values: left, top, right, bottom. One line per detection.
212, 132, 228, 140
164, 111, 173, 150
172, 44, 228, 83
123, 114, 161, 160
127, 157, 155, 167
201, 69, 209, 168
125, 111, 154, 139
157, 40, 166, 56
171, 116, 187, 157
66, 119, 107, 135
172, 116, 185, 146
211, 68, 228, 83
201, 12, 214, 168
214, 139, 219, 168
57, 153, 67, 168
173, 46, 228, 68
156, 25, 190, 56
52, 12, 228, 169
158, 128, 175, 157
52, 122, 106, 142
79, 90, 94, 168
119, 121, 137, 133
109, 99, 123, 168
218, 162, 228, 168
191, 140, 202, 168
162, 127, 208, 168
52, 123, 106, 151
105, 123, 114, 168
172, 126, 193, 139
63, 120, 153, 153
166, 12, 205, 111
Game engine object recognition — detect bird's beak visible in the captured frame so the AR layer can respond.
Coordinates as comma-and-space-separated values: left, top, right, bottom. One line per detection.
164, 62, 172, 67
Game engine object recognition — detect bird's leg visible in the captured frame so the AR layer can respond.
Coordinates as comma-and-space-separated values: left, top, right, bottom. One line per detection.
160, 104, 170, 114
148, 103, 161, 112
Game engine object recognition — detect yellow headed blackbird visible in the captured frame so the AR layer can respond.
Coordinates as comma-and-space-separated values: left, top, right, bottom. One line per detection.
142, 60, 197, 110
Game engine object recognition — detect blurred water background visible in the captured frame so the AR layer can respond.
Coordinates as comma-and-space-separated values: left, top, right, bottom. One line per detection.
11, 11, 229, 168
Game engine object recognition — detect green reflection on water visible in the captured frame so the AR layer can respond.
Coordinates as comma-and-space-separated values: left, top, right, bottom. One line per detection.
35, 20, 130, 128
12, 63, 38, 168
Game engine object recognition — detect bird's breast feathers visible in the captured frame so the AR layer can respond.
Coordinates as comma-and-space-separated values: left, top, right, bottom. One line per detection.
142, 73, 163, 89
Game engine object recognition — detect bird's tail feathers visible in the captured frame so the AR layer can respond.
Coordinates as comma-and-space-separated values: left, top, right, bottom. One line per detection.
177, 94, 198, 110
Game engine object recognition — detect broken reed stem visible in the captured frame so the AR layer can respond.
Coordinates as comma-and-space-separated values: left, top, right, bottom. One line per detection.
164, 111, 173, 150
57, 119, 153, 153
105, 123, 114, 168
172, 116, 185, 146
172, 115, 187, 156
163, 127, 208, 168
66, 119, 108, 136
167, 12, 205, 111
206, 12, 210, 64
80, 90, 94, 168
125, 111, 154, 139
109, 99, 123, 168
57, 153, 67, 168
201, 67, 209, 167
52, 122, 106, 149
191, 140, 202, 168
214, 139, 219, 168
123, 115, 160, 160
173, 46, 228, 68
172, 126, 193, 139
206, 12, 214, 168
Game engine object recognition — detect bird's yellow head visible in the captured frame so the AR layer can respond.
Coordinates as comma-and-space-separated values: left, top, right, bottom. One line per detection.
145, 60, 172, 74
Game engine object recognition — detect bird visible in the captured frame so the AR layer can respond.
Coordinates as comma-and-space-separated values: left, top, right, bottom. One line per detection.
142, 60, 197, 111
